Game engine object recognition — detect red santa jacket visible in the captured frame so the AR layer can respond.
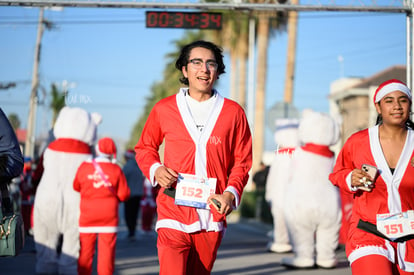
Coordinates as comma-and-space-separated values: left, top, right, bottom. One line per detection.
135, 89, 252, 233
329, 126, 414, 270
73, 157, 130, 233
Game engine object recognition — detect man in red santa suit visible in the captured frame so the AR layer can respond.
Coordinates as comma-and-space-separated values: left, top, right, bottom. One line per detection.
73, 137, 130, 275
135, 40, 252, 275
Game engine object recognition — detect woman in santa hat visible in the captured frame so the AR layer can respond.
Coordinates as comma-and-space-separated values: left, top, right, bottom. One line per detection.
330, 79, 414, 274
73, 137, 130, 275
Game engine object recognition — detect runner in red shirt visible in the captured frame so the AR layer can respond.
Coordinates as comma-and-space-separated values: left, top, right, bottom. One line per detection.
135, 40, 252, 275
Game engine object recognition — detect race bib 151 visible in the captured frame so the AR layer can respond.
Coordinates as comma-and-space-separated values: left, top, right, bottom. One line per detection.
377, 210, 414, 240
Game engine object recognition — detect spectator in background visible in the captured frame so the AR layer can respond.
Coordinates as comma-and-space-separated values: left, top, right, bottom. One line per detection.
19, 157, 36, 235
0, 107, 24, 212
122, 149, 144, 241
253, 161, 270, 222
140, 177, 158, 234
253, 162, 270, 193
74, 137, 130, 275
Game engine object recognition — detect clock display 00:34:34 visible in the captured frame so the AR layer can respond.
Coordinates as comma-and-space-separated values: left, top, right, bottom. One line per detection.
146, 11, 222, 29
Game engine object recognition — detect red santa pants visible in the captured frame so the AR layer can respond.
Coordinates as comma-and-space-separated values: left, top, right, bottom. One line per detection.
157, 228, 223, 275
351, 242, 412, 275
78, 232, 116, 275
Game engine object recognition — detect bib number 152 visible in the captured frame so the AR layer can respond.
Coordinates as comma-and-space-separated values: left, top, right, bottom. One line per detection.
175, 173, 217, 209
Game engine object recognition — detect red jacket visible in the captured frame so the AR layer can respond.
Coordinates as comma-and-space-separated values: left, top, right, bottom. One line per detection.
329, 126, 414, 270
135, 89, 252, 233
73, 157, 130, 233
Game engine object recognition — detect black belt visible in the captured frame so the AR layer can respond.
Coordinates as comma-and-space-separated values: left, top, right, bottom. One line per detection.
357, 219, 414, 243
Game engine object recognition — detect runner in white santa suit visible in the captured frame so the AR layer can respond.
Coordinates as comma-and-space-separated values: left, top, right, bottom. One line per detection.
281, 109, 342, 269
265, 118, 299, 253
33, 106, 101, 275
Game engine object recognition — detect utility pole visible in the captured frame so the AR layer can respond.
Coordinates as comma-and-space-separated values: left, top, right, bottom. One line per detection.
25, 8, 44, 159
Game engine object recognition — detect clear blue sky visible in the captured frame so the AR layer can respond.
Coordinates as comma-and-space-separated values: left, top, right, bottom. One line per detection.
0, 6, 407, 152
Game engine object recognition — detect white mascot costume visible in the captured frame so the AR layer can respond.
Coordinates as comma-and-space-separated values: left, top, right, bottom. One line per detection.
265, 118, 299, 253
281, 109, 342, 269
33, 106, 102, 275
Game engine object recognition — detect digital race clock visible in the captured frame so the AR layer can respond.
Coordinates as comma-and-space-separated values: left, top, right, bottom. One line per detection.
146, 11, 222, 30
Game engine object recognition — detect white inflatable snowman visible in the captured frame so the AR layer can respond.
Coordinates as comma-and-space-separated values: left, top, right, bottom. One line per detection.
265, 118, 299, 253
33, 106, 101, 275
281, 109, 342, 269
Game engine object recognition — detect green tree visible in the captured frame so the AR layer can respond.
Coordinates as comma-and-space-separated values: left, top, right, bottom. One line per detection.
126, 31, 205, 149
7, 113, 21, 130
49, 83, 66, 126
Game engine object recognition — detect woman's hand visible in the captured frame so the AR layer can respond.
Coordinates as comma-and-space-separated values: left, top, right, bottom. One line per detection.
351, 168, 375, 191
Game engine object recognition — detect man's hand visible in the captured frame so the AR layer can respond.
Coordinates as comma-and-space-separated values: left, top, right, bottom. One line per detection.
154, 166, 178, 188
208, 192, 235, 215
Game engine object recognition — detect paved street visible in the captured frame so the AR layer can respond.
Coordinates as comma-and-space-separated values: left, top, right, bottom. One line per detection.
0, 218, 351, 275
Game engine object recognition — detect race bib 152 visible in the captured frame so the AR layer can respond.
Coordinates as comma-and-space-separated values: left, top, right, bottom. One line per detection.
175, 173, 217, 209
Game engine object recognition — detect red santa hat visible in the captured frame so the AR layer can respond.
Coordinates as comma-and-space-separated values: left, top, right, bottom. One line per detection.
374, 79, 411, 104
96, 137, 117, 159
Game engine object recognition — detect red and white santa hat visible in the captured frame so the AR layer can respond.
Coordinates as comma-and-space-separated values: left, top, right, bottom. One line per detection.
373, 79, 411, 104
96, 137, 117, 160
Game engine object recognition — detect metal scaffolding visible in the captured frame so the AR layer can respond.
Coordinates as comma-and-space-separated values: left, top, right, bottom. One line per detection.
0, 0, 412, 12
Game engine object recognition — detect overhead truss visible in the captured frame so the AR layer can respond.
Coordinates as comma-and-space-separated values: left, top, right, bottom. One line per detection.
0, 0, 412, 13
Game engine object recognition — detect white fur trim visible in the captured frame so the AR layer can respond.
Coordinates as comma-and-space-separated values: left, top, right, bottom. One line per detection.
79, 226, 118, 233
150, 162, 163, 186
95, 143, 111, 158
375, 82, 412, 103
224, 186, 240, 207
348, 245, 394, 265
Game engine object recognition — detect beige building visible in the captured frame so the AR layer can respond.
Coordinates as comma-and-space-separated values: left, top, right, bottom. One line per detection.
329, 65, 407, 153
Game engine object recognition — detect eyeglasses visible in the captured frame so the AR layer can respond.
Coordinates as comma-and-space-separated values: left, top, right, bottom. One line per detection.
188, 58, 218, 71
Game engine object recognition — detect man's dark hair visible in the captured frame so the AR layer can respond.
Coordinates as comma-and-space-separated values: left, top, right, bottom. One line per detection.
175, 40, 226, 86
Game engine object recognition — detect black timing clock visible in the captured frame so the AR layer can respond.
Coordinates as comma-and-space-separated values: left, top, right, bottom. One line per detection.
146, 11, 222, 30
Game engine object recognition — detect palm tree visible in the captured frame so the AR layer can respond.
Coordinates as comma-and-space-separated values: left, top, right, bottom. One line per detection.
253, 13, 270, 173
208, 7, 288, 173
252, 9, 288, 173
126, 31, 206, 149
203, 10, 250, 109
7, 113, 21, 131
49, 83, 66, 126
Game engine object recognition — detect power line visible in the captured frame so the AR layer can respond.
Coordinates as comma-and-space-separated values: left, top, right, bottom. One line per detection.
0, 18, 146, 25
